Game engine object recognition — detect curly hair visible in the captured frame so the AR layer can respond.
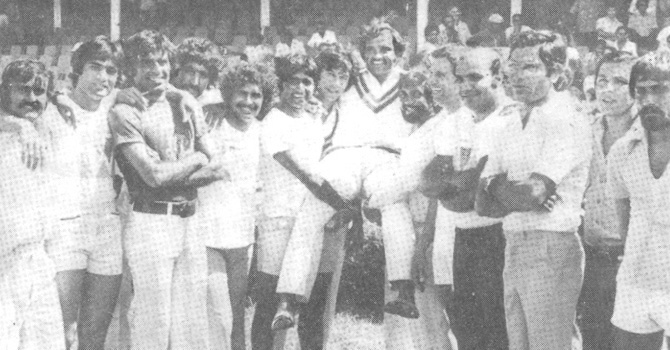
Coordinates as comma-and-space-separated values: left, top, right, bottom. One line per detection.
400, 67, 434, 106
0, 59, 53, 112
122, 30, 176, 78
509, 30, 571, 90
630, 50, 670, 98
70, 36, 124, 87
175, 37, 225, 85
221, 61, 277, 120
358, 19, 406, 57
273, 53, 318, 88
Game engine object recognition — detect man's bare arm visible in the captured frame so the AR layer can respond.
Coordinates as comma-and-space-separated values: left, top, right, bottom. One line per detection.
420, 155, 456, 198
475, 176, 509, 218
118, 143, 208, 188
274, 151, 351, 210
490, 172, 555, 212
613, 198, 631, 245
412, 198, 438, 292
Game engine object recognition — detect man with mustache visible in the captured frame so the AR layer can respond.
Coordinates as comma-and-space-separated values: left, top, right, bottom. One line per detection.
195, 60, 272, 350
270, 21, 419, 329
607, 50, 670, 350
0, 60, 65, 350
108, 30, 220, 350
173, 37, 225, 105
420, 47, 512, 350
475, 31, 592, 350
579, 52, 637, 350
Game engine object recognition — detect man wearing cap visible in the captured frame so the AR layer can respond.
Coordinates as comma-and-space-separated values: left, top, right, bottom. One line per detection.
469, 14, 506, 47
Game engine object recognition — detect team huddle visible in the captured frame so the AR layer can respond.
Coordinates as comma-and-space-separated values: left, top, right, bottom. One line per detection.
1, 16, 670, 350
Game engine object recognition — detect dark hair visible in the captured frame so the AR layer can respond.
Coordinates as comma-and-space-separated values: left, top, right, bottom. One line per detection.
122, 30, 176, 78
175, 37, 225, 86
400, 68, 434, 106
592, 51, 636, 97
594, 39, 608, 51
424, 23, 440, 37
509, 30, 570, 90
70, 36, 124, 87
358, 22, 406, 57
314, 50, 353, 87
428, 46, 458, 75
221, 61, 276, 120
273, 53, 318, 87
0, 60, 53, 111
629, 50, 670, 98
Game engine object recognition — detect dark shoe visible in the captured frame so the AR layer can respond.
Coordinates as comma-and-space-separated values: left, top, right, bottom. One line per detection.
271, 307, 296, 331
384, 298, 420, 319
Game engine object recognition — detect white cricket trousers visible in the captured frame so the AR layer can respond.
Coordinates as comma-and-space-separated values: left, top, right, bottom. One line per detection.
124, 211, 209, 350
276, 148, 415, 298
0, 244, 64, 350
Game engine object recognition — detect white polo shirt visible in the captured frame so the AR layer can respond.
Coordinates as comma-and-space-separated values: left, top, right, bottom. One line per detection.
608, 121, 670, 293
435, 104, 509, 229
482, 90, 592, 233
201, 112, 261, 249
259, 108, 323, 218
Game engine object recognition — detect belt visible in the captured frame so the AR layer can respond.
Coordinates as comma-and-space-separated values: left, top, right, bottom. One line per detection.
133, 200, 196, 218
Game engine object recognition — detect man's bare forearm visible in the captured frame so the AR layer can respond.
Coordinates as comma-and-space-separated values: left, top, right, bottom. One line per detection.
120, 143, 208, 188
493, 173, 554, 212
614, 198, 631, 245
475, 178, 508, 218
184, 155, 228, 187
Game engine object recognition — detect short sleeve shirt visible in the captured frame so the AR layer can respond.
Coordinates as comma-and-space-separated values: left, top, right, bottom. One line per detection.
259, 108, 323, 218
0, 130, 56, 257
482, 91, 592, 232
607, 122, 670, 293
434, 105, 507, 229
109, 94, 205, 203
200, 104, 261, 249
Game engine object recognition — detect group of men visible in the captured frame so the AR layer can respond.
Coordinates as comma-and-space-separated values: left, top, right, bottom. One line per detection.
1, 15, 670, 350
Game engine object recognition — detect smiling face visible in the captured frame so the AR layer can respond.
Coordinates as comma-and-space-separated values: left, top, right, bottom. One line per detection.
505, 46, 553, 104
7, 76, 48, 121
427, 56, 460, 111
455, 51, 498, 114
280, 71, 314, 111
363, 30, 397, 83
596, 61, 635, 115
134, 51, 170, 93
316, 67, 349, 105
75, 59, 118, 104
174, 61, 209, 98
230, 82, 263, 126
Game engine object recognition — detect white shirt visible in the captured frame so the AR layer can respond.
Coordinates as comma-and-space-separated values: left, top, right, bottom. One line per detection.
259, 108, 323, 218
41, 104, 82, 219
440, 21, 471, 44
275, 39, 306, 57
201, 117, 260, 249
596, 16, 623, 34
0, 131, 56, 258
307, 30, 337, 48
610, 40, 638, 56
328, 67, 412, 152
608, 121, 670, 293
67, 95, 117, 217
482, 91, 592, 232
505, 25, 532, 41
434, 105, 507, 229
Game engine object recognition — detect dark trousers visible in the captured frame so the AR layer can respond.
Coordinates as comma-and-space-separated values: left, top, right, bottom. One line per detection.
578, 244, 623, 350
451, 223, 508, 350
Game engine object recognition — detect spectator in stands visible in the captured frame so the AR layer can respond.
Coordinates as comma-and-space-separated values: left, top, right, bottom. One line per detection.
597, 6, 623, 46
440, 7, 470, 45
627, 0, 658, 49
613, 26, 638, 56
275, 25, 306, 57
579, 51, 637, 350
468, 14, 506, 47
505, 14, 532, 45
419, 23, 441, 53
439, 15, 461, 45
584, 40, 615, 75
570, 0, 607, 47
308, 18, 338, 52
